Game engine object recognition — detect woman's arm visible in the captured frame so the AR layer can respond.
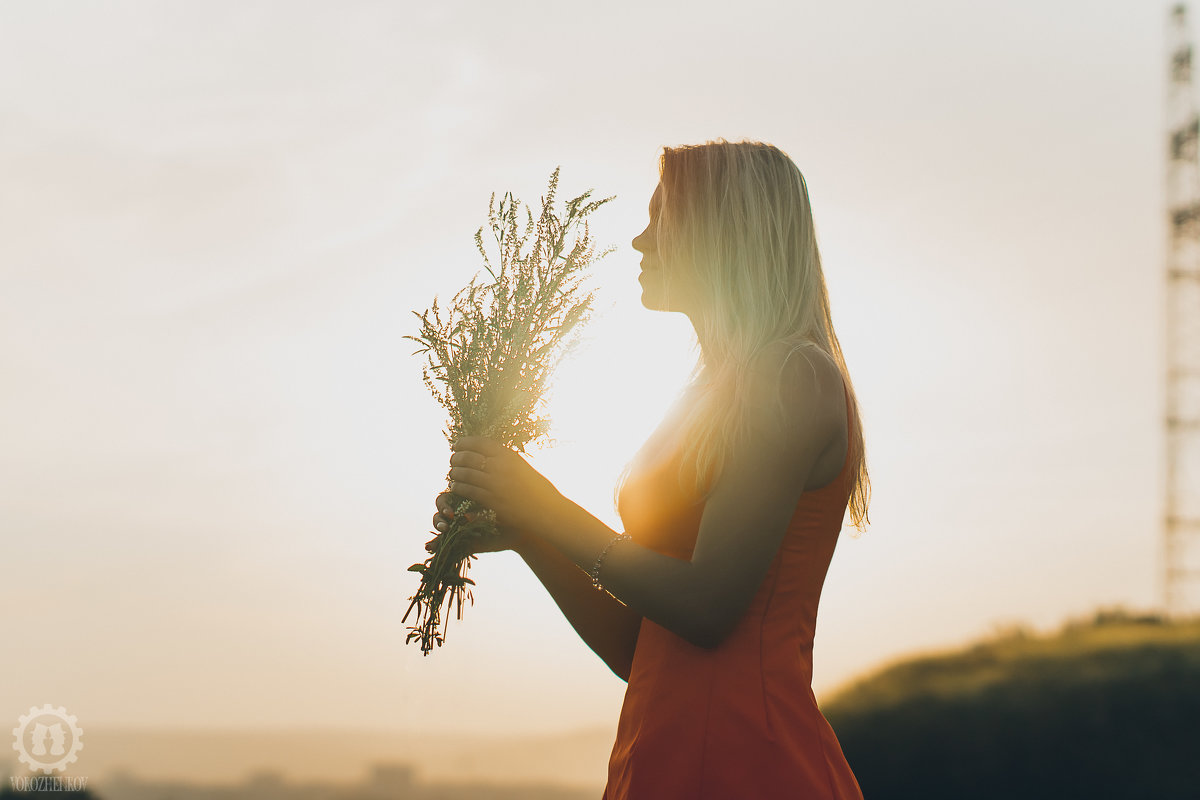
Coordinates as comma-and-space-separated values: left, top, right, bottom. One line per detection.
449, 349, 843, 650
514, 534, 643, 681
552, 353, 841, 648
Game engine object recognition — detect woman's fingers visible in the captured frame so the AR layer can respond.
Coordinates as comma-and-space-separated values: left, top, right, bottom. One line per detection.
434, 490, 483, 533
432, 494, 449, 532
435, 492, 459, 526
451, 436, 505, 458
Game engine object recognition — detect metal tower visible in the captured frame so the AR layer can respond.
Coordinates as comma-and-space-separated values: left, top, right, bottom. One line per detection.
1164, 4, 1200, 617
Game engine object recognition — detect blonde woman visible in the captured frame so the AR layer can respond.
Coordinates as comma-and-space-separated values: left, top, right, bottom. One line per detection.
436, 140, 870, 799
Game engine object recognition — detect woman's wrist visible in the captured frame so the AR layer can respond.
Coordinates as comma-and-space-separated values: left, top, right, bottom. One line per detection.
508, 529, 530, 556
588, 533, 634, 589
512, 528, 549, 560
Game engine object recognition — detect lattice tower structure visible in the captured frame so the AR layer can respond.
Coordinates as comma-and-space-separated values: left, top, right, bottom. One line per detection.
1164, 4, 1200, 616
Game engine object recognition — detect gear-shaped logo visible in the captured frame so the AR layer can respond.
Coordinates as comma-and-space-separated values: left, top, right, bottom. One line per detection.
11, 704, 84, 774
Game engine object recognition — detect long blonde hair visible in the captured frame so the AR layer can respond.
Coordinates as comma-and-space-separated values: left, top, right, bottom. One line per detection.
615, 139, 870, 533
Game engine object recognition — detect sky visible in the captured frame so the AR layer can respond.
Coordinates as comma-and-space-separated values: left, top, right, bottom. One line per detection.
1, 0, 1191, 741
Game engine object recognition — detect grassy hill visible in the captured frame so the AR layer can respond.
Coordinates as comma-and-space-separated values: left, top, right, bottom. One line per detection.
822, 608, 1200, 800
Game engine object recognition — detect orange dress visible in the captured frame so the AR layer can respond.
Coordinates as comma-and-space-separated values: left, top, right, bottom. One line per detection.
603, 380, 864, 800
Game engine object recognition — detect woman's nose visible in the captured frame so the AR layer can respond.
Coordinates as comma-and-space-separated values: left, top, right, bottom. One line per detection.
632, 227, 651, 253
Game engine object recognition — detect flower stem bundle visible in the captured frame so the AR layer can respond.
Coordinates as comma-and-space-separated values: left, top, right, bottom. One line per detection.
402, 168, 614, 655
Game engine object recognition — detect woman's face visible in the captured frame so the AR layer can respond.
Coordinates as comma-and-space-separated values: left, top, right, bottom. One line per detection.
632, 182, 697, 315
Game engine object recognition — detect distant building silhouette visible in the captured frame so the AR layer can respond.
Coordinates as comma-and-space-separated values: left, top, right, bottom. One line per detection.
66, 759, 596, 800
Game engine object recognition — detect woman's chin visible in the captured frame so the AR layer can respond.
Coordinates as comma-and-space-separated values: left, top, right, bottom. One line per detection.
638, 287, 663, 311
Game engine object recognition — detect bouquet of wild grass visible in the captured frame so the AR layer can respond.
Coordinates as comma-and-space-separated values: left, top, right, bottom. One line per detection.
402, 168, 614, 655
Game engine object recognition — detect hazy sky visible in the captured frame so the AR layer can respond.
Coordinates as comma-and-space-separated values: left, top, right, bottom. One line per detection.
1, 0, 1182, 738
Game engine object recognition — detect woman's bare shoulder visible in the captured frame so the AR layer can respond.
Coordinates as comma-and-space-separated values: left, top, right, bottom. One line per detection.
749, 342, 844, 413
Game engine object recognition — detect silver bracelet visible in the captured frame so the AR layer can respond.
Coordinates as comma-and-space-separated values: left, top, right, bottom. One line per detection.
589, 533, 633, 589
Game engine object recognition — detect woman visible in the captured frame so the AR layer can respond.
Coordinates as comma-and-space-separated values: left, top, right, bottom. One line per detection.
434, 139, 870, 799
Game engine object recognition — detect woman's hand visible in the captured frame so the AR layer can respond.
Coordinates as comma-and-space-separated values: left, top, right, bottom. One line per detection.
444, 436, 566, 545
431, 490, 527, 554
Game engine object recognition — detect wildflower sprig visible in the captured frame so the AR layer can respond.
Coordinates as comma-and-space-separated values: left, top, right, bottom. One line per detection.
402, 168, 614, 655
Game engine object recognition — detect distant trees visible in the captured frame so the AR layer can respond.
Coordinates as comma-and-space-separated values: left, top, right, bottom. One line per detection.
823, 608, 1200, 800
